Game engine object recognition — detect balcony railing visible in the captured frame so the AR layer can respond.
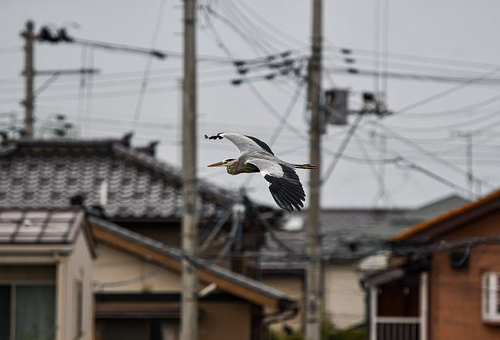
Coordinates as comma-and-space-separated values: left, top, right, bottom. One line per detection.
375, 317, 420, 340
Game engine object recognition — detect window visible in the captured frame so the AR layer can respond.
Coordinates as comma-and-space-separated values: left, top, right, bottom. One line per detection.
0, 284, 56, 340
0, 285, 11, 340
482, 272, 500, 322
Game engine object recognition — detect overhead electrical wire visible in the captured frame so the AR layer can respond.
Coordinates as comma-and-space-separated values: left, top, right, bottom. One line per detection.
354, 131, 396, 207
370, 119, 494, 190
322, 114, 364, 184
131, 0, 167, 131
392, 92, 500, 118
325, 45, 500, 71
383, 107, 500, 132
230, 0, 306, 48
323, 51, 500, 78
393, 65, 500, 114
323, 65, 500, 87
219, 1, 282, 53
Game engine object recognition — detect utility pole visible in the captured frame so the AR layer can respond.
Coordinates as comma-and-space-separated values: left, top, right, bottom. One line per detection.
21, 20, 35, 138
181, 0, 198, 339
306, 0, 322, 339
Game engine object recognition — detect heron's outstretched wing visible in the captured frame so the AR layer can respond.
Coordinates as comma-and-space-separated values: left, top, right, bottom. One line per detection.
245, 158, 305, 212
205, 132, 274, 155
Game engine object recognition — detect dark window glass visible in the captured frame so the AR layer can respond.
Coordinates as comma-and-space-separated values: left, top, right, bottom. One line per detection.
16, 285, 56, 340
0, 285, 10, 340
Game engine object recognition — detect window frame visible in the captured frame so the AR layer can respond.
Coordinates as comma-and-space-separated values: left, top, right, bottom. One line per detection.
482, 272, 500, 322
75, 279, 84, 339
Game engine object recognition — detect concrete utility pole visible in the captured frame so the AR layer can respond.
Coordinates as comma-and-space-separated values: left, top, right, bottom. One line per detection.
306, 0, 322, 339
181, 0, 199, 339
21, 20, 35, 138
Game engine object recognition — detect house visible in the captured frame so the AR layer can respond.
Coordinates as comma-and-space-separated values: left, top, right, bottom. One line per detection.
0, 136, 293, 340
259, 195, 467, 331
364, 189, 500, 340
90, 216, 297, 340
0, 207, 96, 340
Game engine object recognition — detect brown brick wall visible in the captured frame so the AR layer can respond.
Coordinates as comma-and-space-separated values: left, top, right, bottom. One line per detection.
431, 210, 500, 340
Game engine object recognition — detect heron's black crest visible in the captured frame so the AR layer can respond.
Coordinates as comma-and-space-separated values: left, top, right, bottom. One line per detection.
205, 133, 224, 140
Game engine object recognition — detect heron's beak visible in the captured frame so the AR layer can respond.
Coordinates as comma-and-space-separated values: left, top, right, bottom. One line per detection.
207, 161, 225, 168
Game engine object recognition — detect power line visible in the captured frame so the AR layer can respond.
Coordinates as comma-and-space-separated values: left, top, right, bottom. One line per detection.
322, 114, 364, 184
393, 92, 500, 118
327, 45, 500, 71
324, 65, 500, 87
203, 4, 270, 56
371, 120, 494, 190
324, 51, 500, 78
354, 132, 396, 207
220, 1, 281, 53
131, 0, 167, 131
230, 0, 306, 48
383, 107, 500, 133
396, 158, 473, 197
394, 65, 500, 114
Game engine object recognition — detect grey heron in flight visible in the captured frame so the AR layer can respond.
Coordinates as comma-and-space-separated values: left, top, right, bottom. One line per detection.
205, 132, 316, 212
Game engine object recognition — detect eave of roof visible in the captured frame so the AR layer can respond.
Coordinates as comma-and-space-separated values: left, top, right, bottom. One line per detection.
393, 189, 500, 242
89, 216, 297, 311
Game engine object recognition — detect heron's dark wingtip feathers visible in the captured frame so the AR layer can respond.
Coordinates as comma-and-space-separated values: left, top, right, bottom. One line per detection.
265, 171, 306, 212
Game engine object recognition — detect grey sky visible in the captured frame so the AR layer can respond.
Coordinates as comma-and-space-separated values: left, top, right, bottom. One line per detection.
1, 0, 500, 209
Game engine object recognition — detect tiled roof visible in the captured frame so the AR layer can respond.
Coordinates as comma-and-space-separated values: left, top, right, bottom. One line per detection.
0, 207, 84, 244
260, 195, 468, 270
0, 138, 235, 221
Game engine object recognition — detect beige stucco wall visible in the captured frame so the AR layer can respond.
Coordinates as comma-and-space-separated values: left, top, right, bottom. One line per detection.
324, 264, 365, 328
57, 231, 94, 340
93, 243, 181, 293
262, 275, 303, 331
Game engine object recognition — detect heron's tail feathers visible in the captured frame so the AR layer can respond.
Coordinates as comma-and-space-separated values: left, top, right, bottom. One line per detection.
293, 163, 317, 170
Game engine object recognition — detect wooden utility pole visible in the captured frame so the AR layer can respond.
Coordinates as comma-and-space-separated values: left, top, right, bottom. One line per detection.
306, 0, 322, 339
21, 20, 35, 138
181, 0, 199, 339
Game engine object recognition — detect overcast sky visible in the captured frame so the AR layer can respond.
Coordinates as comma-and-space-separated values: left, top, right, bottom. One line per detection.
1, 0, 500, 209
